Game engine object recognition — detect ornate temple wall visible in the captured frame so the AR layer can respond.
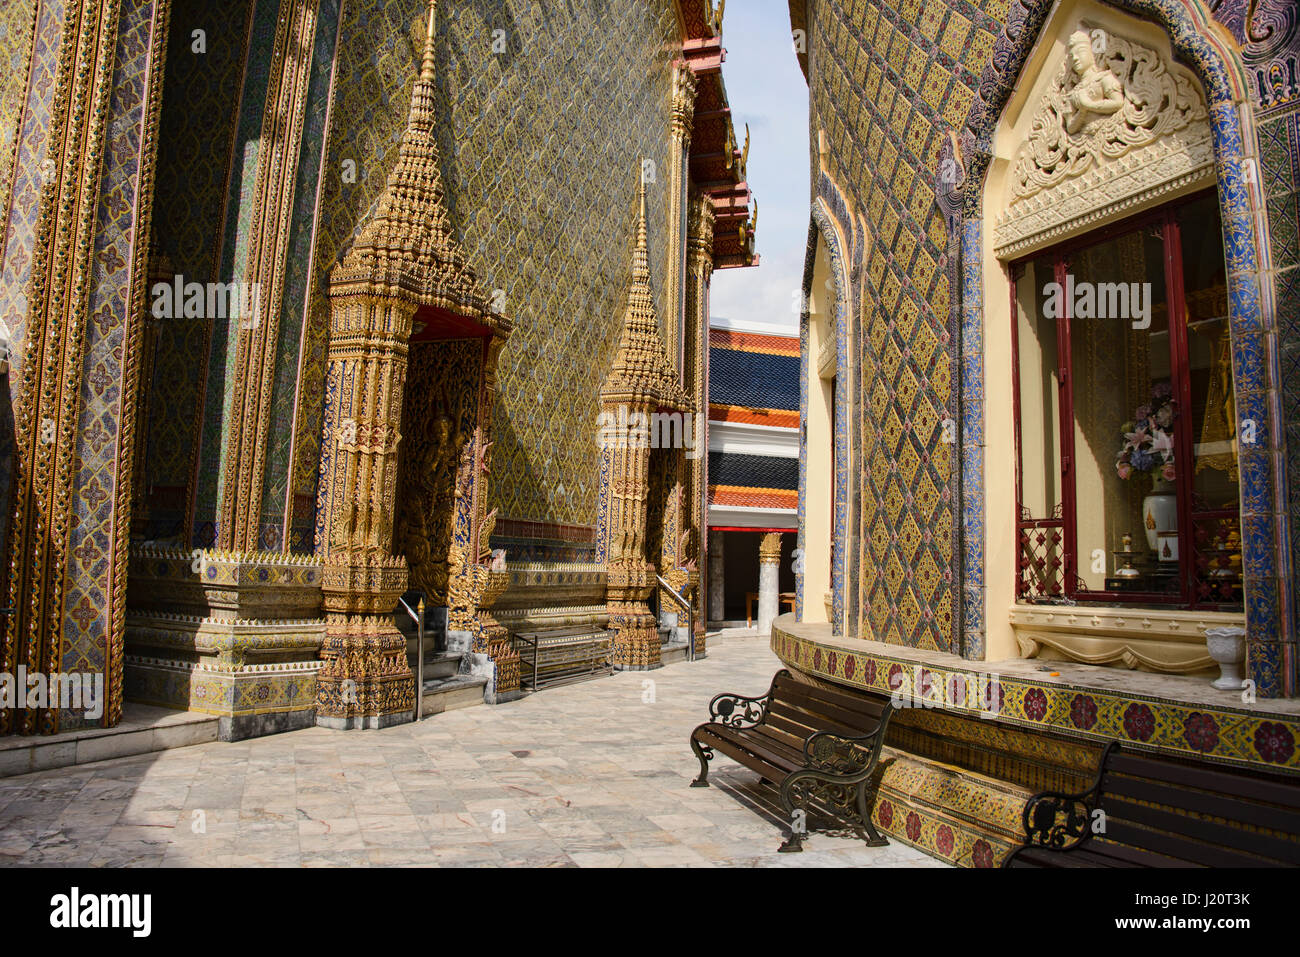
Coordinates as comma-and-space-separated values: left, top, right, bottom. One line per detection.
276, 0, 684, 561
0, 0, 732, 736
142, 2, 254, 540
799, 0, 1299, 696
0, 0, 173, 731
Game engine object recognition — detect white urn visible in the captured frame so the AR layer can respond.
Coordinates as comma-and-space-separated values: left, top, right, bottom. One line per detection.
1204, 626, 1246, 690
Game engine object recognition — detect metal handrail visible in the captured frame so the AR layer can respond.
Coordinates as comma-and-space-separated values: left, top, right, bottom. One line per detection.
656, 576, 695, 663
396, 593, 426, 720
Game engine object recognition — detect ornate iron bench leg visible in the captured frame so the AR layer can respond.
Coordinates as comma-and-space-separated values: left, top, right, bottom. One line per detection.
856, 779, 888, 847
777, 778, 805, 853
689, 734, 713, 787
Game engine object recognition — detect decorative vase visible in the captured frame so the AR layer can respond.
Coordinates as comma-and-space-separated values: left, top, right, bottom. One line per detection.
1204, 626, 1246, 690
1142, 477, 1177, 553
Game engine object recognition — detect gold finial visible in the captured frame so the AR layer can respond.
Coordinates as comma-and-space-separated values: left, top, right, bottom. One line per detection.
633, 170, 649, 280
421, 1, 437, 81
741, 122, 750, 174
713, 0, 726, 34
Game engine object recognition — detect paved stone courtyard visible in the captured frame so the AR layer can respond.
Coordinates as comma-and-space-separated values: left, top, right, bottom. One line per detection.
0, 634, 939, 868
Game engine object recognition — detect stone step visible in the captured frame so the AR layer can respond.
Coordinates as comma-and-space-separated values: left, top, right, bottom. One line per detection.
660, 640, 691, 665
419, 674, 488, 717
0, 704, 219, 778
414, 652, 462, 681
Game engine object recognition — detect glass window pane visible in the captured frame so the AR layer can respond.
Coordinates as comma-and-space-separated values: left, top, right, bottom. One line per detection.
1178, 195, 1242, 606
1014, 259, 1064, 600
1066, 225, 1177, 595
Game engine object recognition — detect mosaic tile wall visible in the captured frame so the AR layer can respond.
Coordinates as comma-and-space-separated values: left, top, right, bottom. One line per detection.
0, 1, 38, 274
190, 0, 281, 547
808, 0, 975, 652
1210, 0, 1300, 682
280, 0, 682, 554
142, 1, 253, 537
0, 0, 65, 371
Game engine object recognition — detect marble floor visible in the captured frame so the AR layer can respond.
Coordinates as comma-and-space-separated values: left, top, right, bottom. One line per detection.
0, 634, 941, 868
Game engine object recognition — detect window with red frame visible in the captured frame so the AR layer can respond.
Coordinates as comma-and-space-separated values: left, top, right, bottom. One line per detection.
1011, 190, 1242, 611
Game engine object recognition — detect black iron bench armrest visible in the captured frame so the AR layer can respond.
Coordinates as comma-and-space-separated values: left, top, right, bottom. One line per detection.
803, 721, 889, 776
1021, 790, 1096, 851
708, 691, 772, 728
1019, 741, 1118, 851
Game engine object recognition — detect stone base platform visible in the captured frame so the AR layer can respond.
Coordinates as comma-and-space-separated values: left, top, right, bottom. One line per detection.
0, 704, 218, 778
772, 614, 1300, 866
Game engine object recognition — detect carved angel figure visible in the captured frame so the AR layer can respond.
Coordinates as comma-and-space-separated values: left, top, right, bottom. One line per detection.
1009, 26, 1208, 202
1062, 31, 1125, 134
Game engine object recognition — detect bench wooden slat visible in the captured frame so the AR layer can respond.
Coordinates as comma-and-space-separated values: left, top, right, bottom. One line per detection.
1086, 839, 1200, 868
765, 701, 864, 741
1102, 795, 1300, 866
1107, 751, 1300, 809
1011, 843, 1186, 868
764, 710, 836, 749
1101, 770, 1300, 838
730, 728, 807, 773
746, 719, 810, 758
696, 725, 798, 780
774, 674, 890, 719
1101, 817, 1283, 868
767, 696, 884, 741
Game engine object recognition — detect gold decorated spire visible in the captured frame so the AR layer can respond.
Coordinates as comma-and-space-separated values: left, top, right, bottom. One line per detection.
601, 176, 692, 412
332, 0, 502, 328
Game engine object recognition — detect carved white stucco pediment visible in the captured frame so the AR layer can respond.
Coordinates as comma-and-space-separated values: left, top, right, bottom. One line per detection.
994, 25, 1215, 257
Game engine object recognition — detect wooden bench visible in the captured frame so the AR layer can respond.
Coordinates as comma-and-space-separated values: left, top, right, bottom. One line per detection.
1005, 741, 1300, 867
689, 668, 894, 852
511, 626, 612, 691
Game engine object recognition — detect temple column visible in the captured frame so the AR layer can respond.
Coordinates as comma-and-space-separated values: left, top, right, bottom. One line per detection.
2, 0, 171, 734
601, 180, 693, 671
758, 532, 782, 636
314, 291, 416, 728
665, 61, 697, 369
684, 191, 715, 653
605, 395, 662, 670
708, 534, 725, 623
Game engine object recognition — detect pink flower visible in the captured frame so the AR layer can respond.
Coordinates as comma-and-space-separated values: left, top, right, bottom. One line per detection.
1116, 463, 1132, 479
1161, 463, 1176, 481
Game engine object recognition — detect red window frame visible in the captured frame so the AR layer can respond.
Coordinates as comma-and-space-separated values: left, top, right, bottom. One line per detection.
1009, 188, 1241, 612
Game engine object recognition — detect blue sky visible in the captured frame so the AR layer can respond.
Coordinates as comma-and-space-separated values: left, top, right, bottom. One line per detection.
709, 1, 809, 336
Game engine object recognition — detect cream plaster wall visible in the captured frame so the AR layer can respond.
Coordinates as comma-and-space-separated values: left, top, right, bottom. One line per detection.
803, 238, 835, 624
